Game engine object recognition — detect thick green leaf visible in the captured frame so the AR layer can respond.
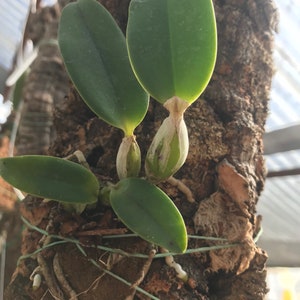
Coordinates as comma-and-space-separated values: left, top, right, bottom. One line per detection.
0, 156, 99, 204
58, 0, 149, 135
127, 0, 217, 104
110, 177, 187, 253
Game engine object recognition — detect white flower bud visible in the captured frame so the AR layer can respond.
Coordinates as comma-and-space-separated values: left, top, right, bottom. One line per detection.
145, 97, 189, 182
116, 135, 141, 179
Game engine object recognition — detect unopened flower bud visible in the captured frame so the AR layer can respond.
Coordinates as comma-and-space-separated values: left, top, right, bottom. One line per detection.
145, 113, 189, 182
116, 135, 141, 179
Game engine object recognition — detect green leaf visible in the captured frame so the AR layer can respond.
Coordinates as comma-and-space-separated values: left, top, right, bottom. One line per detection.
58, 0, 149, 136
127, 0, 217, 104
110, 177, 187, 253
0, 156, 99, 204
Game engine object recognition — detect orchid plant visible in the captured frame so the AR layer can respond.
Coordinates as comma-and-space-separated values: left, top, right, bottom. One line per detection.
0, 0, 217, 253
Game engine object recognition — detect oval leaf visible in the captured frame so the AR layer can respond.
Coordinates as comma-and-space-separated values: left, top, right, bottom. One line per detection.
58, 0, 149, 135
0, 156, 99, 204
127, 0, 217, 104
110, 177, 187, 253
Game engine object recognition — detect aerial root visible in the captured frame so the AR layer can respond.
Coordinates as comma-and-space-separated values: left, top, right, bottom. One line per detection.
53, 253, 78, 300
125, 248, 157, 300
167, 176, 195, 203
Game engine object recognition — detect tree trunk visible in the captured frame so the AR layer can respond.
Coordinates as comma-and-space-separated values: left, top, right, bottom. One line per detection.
4, 0, 278, 299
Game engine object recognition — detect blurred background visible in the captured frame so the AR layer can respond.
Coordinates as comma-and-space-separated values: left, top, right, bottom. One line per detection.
0, 0, 299, 299
256, 1, 300, 299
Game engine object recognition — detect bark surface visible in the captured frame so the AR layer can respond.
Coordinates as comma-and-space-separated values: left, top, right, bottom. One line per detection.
4, 0, 278, 299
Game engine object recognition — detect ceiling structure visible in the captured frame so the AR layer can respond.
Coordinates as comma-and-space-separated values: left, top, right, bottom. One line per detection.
0, 0, 31, 92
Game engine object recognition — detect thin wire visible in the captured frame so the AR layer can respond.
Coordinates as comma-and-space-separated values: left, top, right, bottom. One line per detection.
17, 240, 68, 265
103, 233, 229, 242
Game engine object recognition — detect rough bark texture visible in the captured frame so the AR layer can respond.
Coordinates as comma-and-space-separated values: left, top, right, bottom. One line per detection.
16, 3, 70, 155
4, 0, 278, 299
